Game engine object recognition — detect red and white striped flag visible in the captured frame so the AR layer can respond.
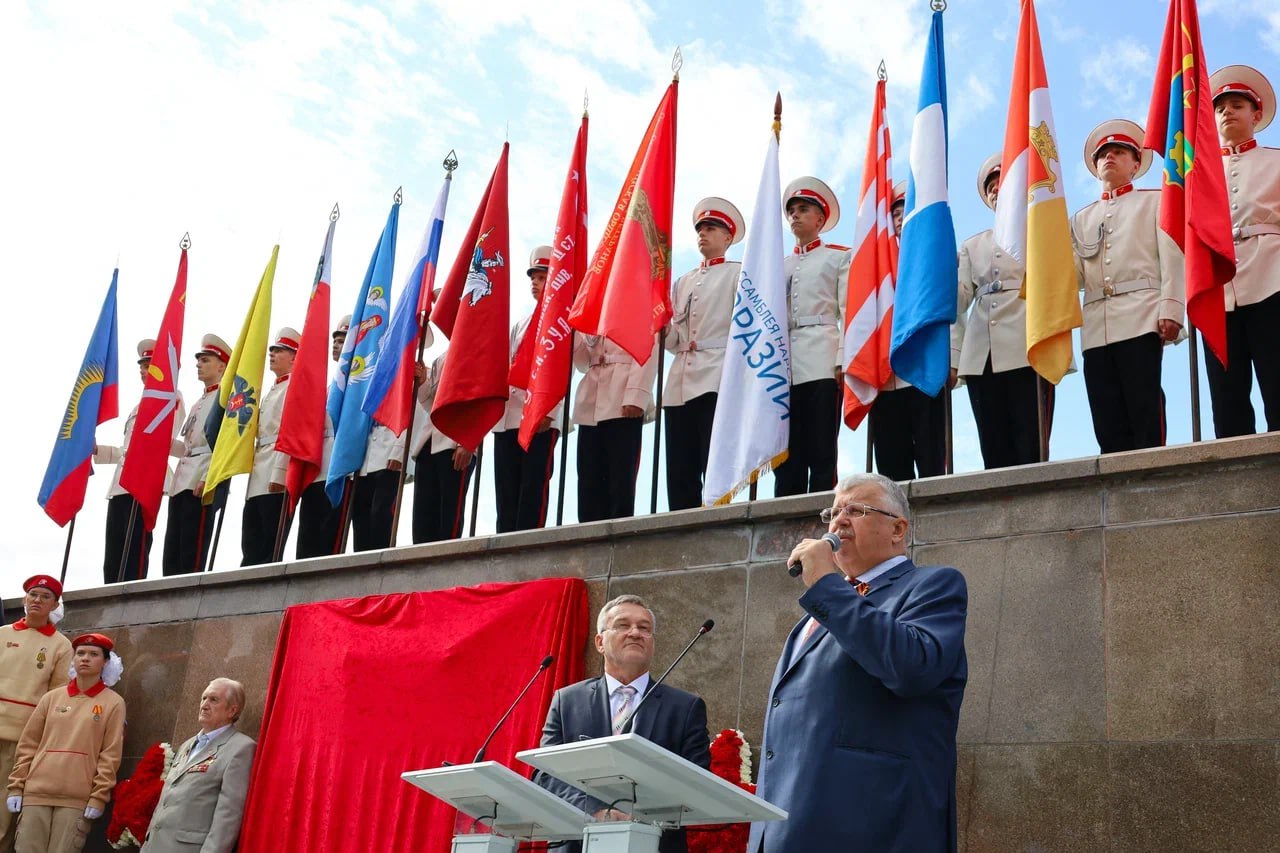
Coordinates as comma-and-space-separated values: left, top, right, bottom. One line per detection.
843, 77, 899, 429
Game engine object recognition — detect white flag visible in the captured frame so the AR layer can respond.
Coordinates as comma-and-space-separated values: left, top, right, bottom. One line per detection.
702, 132, 791, 506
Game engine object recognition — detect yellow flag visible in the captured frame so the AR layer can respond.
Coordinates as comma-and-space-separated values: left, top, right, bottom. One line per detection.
204, 246, 279, 503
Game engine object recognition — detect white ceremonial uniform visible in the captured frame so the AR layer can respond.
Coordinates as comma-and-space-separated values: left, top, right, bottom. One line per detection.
360, 423, 406, 475
1224, 142, 1280, 309
411, 354, 458, 457
571, 335, 659, 426
245, 378, 288, 499
953, 230, 1031, 376
94, 397, 186, 496
783, 241, 851, 385
169, 387, 219, 495
664, 259, 741, 406
495, 315, 566, 432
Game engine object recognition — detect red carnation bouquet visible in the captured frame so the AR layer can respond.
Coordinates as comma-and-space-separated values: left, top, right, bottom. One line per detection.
687, 729, 756, 853
107, 741, 174, 848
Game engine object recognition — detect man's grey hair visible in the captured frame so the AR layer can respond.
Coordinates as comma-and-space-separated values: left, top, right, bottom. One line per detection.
208, 677, 246, 723
596, 594, 656, 634
835, 473, 910, 519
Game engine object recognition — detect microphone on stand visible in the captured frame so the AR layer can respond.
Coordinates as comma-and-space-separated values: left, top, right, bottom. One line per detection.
472, 654, 555, 763
788, 532, 842, 577
615, 619, 714, 734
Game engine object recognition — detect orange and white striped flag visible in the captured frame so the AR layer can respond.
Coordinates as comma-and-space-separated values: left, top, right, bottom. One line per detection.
993, 0, 1080, 384
843, 77, 899, 429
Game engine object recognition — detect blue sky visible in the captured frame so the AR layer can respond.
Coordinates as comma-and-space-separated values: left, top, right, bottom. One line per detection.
3, 0, 1277, 592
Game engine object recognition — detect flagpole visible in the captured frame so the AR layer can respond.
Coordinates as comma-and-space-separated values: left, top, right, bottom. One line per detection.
555, 333, 574, 526
336, 477, 355, 553
1189, 332, 1202, 442
116, 502, 138, 585
944, 388, 954, 474
865, 421, 874, 473
1036, 377, 1049, 462
205, 504, 224, 571
270, 498, 292, 563
468, 443, 483, 537
650, 330, 666, 514
390, 152, 459, 546
58, 516, 76, 587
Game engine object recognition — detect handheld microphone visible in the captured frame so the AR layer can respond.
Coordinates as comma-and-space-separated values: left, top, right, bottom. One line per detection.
787, 532, 842, 577
472, 654, 555, 763
615, 619, 714, 734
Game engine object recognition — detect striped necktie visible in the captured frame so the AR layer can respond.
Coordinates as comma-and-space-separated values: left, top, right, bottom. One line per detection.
611, 685, 637, 735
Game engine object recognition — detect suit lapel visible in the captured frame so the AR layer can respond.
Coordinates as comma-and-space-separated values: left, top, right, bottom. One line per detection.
777, 617, 826, 686
630, 682, 662, 740
864, 559, 915, 597
589, 677, 611, 739
174, 728, 236, 780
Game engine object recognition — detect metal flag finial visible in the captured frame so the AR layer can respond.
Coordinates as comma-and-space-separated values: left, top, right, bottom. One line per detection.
672, 46, 683, 80
180, 232, 191, 251
878, 60, 887, 81
584, 88, 589, 118
444, 149, 459, 174
773, 92, 783, 142
330, 203, 340, 222
394, 186, 404, 204
930, 0, 946, 11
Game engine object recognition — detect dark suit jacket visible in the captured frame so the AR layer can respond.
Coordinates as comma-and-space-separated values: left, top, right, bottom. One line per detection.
747, 560, 968, 853
535, 675, 711, 853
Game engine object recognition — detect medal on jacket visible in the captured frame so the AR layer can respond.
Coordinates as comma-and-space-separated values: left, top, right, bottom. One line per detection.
92, 704, 103, 722
57, 705, 70, 714
36, 649, 46, 670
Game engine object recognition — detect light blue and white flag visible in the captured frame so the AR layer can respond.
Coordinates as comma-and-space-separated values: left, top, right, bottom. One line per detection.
703, 130, 790, 506
890, 9, 958, 395
325, 198, 400, 505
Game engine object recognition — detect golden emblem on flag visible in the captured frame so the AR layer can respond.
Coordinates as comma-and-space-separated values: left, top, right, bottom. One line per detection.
628, 188, 670, 281
1028, 120, 1060, 197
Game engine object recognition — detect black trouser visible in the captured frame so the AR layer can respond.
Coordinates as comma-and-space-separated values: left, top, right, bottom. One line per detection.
104, 494, 151, 584
664, 392, 718, 511
577, 416, 644, 522
493, 428, 559, 533
1205, 289, 1280, 437
965, 361, 1052, 469
163, 490, 215, 575
774, 378, 840, 496
413, 446, 475, 543
351, 468, 399, 552
296, 480, 343, 559
869, 387, 946, 481
241, 492, 292, 567
1083, 333, 1165, 453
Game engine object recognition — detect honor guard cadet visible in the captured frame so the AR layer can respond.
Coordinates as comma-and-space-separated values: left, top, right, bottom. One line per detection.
891, 181, 907, 236
94, 339, 185, 584
240, 328, 297, 566
572, 329, 659, 522
776, 176, 850, 496
411, 350, 476, 542
351, 410, 407, 553
1209, 64, 1280, 436
954, 154, 1051, 469
1071, 120, 1185, 453
663, 199, 744, 511
294, 316, 349, 559
492, 247, 565, 533
0, 576, 72, 852
163, 334, 230, 575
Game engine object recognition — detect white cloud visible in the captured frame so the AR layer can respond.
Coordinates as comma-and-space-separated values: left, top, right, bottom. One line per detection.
1078, 38, 1153, 121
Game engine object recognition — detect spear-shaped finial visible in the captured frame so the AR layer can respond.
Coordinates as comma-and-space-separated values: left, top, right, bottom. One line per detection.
444, 149, 459, 175
180, 232, 191, 251
330, 203, 341, 222
672, 46, 683, 81
773, 92, 783, 142
394, 186, 404, 204
584, 88, 589, 119
878, 60, 887, 81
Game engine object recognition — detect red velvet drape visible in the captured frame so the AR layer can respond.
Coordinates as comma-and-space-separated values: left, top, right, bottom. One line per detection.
238, 577, 588, 852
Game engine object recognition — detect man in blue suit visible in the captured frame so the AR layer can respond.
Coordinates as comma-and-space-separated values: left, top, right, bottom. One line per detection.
748, 473, 968, 852
536, 594, 711, 853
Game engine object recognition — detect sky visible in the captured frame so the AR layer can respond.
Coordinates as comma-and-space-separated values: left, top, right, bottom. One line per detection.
3, 0, 1277, 595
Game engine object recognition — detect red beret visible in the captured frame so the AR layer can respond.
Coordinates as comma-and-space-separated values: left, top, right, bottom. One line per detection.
23, 575, 62, 599
72, 633, 114, 653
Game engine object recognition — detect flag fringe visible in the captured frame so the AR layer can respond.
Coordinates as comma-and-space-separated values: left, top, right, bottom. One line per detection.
708, 450, 790, 507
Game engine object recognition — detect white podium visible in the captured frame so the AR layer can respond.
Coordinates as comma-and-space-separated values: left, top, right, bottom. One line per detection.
401, 761, 587, 853
518, 734, 787, 853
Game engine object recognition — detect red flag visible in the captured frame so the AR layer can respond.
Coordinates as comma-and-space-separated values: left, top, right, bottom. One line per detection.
429, 144, 511, 451
843, 78, 899, 429
119, 247, 188, 531
1143, 0, 1234, 364
511, 114, 589, 450
568, 80, 677, 364
279, 217, 336, 513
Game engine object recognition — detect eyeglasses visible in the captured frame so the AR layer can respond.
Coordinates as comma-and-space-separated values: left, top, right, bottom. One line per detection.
605, 623, 654, 637
819, 503, 900, 523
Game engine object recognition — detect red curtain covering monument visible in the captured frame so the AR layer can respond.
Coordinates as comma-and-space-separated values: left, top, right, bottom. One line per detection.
238, 577, 589, 852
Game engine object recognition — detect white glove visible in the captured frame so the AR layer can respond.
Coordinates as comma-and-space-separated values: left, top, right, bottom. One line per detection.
5, 796, 20, 813
84, 806, 102, 820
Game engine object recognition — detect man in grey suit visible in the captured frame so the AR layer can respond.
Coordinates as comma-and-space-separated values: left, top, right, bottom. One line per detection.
141, 679, 256, 853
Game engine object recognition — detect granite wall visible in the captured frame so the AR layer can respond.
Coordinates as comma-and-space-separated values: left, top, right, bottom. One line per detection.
16, 433, 1279, 852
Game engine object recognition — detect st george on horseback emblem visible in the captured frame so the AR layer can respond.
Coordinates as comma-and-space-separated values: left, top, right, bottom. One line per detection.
463, 226, 505, 306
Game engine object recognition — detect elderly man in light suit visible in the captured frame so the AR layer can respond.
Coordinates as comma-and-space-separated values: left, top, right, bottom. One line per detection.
141, 679, 255, 853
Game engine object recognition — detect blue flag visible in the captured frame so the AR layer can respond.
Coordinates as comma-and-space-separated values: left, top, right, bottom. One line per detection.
890, 9, 958, 396
325, 199, 401, 505
39, 271, 120, 526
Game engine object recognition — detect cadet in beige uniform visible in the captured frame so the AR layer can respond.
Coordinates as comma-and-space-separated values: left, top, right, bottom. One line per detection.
573, 330, 658, 522
412, 351, 476, 542
0, 577, 72, 852
776, 177, 851, 496
953, 155, 1050, 469
295, 316, 349, 559
869, 180, 947, 482
163, 334, 230, 575
94, 339, 185, 584
1208, 65, 1280, 436
493, 248, 565, 532
663, 199, 744, 510
1071, 120, 1184, 452
240, 328, 297, 566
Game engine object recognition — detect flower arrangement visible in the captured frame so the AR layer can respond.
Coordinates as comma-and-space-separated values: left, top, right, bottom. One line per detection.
107, 741, 173, 848
687, 728, 756, 853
